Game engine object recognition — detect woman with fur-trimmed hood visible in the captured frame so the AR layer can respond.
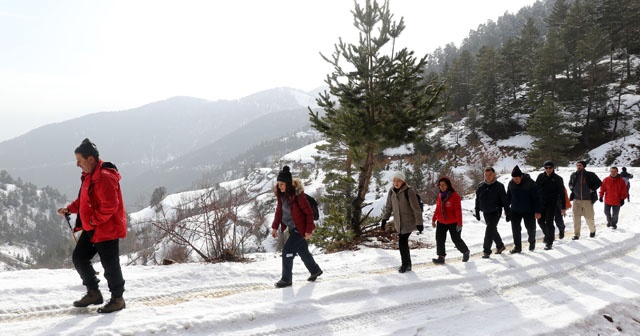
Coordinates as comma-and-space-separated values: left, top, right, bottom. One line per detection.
271, 166, 323, 288
381, 171, 423, 273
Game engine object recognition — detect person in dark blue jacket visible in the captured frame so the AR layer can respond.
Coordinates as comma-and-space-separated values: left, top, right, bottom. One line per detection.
475, 167, 510, 258
536, 161, 566, 250
507, 165, 541, 253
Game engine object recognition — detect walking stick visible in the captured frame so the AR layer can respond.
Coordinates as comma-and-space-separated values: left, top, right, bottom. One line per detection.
64, 213, 78, 244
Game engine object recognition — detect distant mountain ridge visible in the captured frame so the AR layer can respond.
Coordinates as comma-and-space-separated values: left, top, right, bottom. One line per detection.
0, 87, 321, 207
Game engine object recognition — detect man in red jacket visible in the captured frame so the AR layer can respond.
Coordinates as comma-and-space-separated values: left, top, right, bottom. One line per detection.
57, 138, 127, 313
599, 166, 628, 230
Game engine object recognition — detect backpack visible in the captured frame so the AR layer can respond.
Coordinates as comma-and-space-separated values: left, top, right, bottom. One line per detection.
298, 193, 320, 220
404, 188, 424, 212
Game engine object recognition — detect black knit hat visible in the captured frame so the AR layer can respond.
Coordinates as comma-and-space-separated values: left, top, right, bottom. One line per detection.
542, 160, 554, 168
511, 165, 524, 177
577, 160, 587, 167
277, 165, 292, 184
74, 138, 99, 159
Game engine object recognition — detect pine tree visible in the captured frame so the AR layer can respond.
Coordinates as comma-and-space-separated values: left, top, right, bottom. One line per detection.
526, 98, 578, 166
309, 0, 444, 236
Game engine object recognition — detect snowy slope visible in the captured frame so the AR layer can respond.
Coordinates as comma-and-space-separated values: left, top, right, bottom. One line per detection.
1, 167, 639, 335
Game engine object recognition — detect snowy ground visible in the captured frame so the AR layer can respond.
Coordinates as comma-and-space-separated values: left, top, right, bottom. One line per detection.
1, 167, 640, 335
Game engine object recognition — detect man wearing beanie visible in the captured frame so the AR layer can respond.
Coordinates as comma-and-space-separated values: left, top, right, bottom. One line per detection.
474, 167, 509, 258
568, 160, 601, 239
507, 165, 541, 253
381, 170, 423, 273
535, 161, 566, 250
57, 138, 127, 313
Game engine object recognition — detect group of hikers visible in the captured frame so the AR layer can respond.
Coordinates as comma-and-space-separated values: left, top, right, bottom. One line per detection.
55, 138, 633, 306
379, 160, 632, 273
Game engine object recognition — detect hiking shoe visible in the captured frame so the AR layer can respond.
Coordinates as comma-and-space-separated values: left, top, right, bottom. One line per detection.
73, 289, 103, 308
432, 256, 445, 264
496, 246, 506, 254
544, 244, 552, 250
398, 265, 412, 273
97, 297, 125, 313
612, 225, 617, 230
607, 222, 611, 228
571, 236, 579, 240
307, 270, 323, 282
590, 231, 596, 238
510, 249, 522, 254
559, 230, 565, 239
275, 279, 292, 288
462, 251, 470, 262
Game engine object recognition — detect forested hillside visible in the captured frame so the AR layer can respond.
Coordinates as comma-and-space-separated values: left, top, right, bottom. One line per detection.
426, 0, 639, 165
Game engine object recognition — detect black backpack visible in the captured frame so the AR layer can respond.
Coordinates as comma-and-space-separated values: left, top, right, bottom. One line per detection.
298, 193, 320, 220
404, 188, 424, 212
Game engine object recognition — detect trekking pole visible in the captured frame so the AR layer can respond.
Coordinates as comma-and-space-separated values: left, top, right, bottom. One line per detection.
64, 212, 78, 244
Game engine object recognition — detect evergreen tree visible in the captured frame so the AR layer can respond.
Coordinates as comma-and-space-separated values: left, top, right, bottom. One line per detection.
447, 49, 474, 114
527, 98, 578, 166
309, 0, 443, 236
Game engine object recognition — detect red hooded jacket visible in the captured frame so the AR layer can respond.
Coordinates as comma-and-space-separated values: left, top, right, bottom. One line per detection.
271, 180, 315, 235
599, 175, 628, 206
67, 160, 127, 243
432, 191, 463, 225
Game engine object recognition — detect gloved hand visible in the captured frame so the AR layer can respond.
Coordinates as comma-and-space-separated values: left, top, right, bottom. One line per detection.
381, 219, 387, 231
456, 225, 462, 232
599, 197, 603, 202
620, 199, 625, 206
416, 225, 424, 234
474, 211, 481, 221
570, 192, 575, 201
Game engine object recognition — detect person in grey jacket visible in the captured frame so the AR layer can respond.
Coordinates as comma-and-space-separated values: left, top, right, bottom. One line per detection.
475, 167, 509, 258
381, 171, 423, 273
568, 160, 602, 239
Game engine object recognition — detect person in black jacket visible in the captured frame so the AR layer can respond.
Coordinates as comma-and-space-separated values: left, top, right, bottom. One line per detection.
475, 167, 509, 258
507, 166, 542, 253
568, 160, 602, 239
536, 161, 566, 250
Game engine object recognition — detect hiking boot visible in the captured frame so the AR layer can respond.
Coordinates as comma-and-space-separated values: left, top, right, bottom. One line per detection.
482, 253, 490, 259
559, 230, 565, 239
398, 265, 412, 273
73, 289, 103, 308
432, 256, 445, 264
97, 297, 125, 313
510, 248, 522, 254
544, 244, 552, 250
496, 246, 506, 254
571, 236, 579, 240
590, 231, 596, 238
307, 270, 323, 282
274, 279, 292, 288
612, 225, 617, 230
462, 251, 470, 262
607, 222, 611, 228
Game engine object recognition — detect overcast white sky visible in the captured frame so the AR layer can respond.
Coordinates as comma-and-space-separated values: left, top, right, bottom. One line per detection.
0, 0, 537, 142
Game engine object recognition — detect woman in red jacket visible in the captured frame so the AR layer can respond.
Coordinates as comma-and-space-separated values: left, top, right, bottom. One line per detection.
271, 166, 323, 288
431, 177, 470, 264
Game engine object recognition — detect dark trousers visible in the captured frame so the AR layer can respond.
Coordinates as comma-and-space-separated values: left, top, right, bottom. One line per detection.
435, 222, 469, 257
398, 233, 411, 267
72, 230, 125, 298
538, 205, 556, 246
554, 207, 565, 231
482, 211, 504, 254
604, 204, 621, 227
281, 229, 321, 282
511, 212, 536, 250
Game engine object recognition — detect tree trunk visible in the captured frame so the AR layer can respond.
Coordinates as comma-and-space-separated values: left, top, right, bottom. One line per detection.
350, 143, 376, 235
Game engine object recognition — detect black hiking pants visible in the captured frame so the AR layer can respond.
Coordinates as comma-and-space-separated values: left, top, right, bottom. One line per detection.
511, 212, 536, 251
482, 211, 504, 254
398, 233, 412, 267
72, 230, 126, 298
281, 229, 321, 282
